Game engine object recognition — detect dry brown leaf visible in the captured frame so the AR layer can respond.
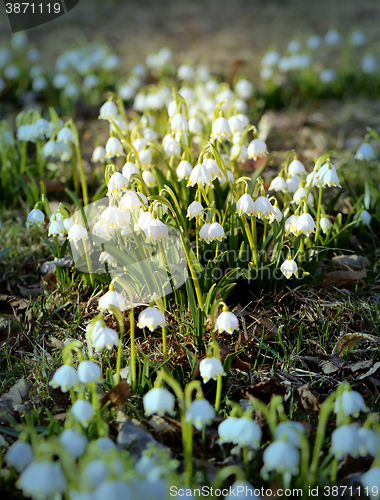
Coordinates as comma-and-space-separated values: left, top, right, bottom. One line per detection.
101, 380, 130, 409
235, 355, 254, 372
245, 379, 287, 404
296, 384, 321, 412
332, 333, 380, 357
0, 379, 33, 423
349, 360, 374, 373
357, 361, 380, 380
332, 255, 369, 271
321, 269, 366, 291
47, 370, 71, 410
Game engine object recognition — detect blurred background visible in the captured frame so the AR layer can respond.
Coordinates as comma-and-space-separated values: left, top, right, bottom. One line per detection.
1, 0, 380, 73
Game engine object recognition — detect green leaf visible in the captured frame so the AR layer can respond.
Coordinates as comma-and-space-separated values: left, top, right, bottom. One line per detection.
0, 247, 11, 258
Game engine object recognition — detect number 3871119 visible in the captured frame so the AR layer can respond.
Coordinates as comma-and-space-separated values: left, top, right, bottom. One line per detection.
5, 3, 61, 14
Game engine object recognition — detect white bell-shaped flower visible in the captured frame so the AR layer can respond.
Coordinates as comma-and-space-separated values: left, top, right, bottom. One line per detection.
82, 459, 109, 489
105, 137, 124, 159
99, 206, 121, 229
96, 436, 116, 451
137, 307, 166, 332
280, 257, 298, 279
26, 208, 45, 227
357, 427, 380, 457
17, 461, 67, 499
230, 144, 248, 163
284, 215, 298, 236
171, 113, 188, 135
142, 170, 157, 188
135, 211, 154, 232
334, 388, 368, 418
355, 142, 375, 161
237, 418, 262, 448
214, 311, 238, 334
132, 137, 147, 153
228, 115, 246, 134
107, 172, 128, 195
322, 165, 341, 188
119, 189, 142, 211
99, 251, 117, 267
93, 221, 111, 240
199, 223, 211, 243
292, 187, 314, 205
187, 163, 214, 188
63, 218, 74, 232
68, 224, 88, 243
143, 387, 175, 416
236, 193, 255, 216
176, 160, 193, 181
354, 209, 371, 227
187, 201, 203, 220
99, 289, 128, 312
295, 212, 316, 237
208, 222, 226, 242
253, 196, 275, 220
59, 429, 88, 458
164, 138, 181, 157
178, 64, 195, 80
92, 325, 119, 351
269, 206, 283, 223
235, 79, 253, 100
71, 399, 94, 427
144, 218, 169, 242
225, 481, 261, 499
185, 398, 215, 430
320, 217, 331, 233
247, 138, 268, 161
138, 148, 152, 169
94, 480, 133, 500
269, 176, 286, 192
361, 467, 380, 498
274, 421, 305, 448
78, 360, 102, 384
211, 116, 231, 142
6, 441, 34, 472
57, 127, 75, 144
48, 214, 65, 237
92, 145, 106, 163
218, 417, 241, 444
204, 158, 222, 180
288, 159, 306, 176
189, 117, 203, 134
331, 424, 362, 459
262, 440, 300, 476
286, 174, 300, 193
99, 101, 118, 120
199, 356, 226, 383
122, 161, 139, 181
49, 364, 78, 392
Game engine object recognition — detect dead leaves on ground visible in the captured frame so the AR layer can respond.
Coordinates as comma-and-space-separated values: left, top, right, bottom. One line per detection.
332, 332, 380, 357
0, 378, 34, 424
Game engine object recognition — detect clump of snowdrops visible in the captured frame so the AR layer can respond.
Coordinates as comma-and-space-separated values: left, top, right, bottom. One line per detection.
3, 50, 378, 498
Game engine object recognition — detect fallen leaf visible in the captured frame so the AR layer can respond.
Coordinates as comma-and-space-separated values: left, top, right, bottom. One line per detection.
332, 333, 380, 357
332, 255, 369, 270
0, 294, 34, 338
321, 270, 366, 291
148, 415, 182, 447
235, 355, 254, 372
0, 379, 33, 424
296, 384, 321, 412
245, 379, 287, 404
349, 360, 374, 373
357, 361, 380, 380
118, 418, 169, 458
101, 380, 130, 409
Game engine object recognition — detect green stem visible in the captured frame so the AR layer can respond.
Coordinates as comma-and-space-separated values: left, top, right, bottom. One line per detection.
215, 374, 222, 412
308, 393, 335, 486
82, 239, 94, 287
129, 308, 136, 390
241, 215, 257, 266
314, 186, 323, 245
20, 141, 27, 175
71, 150, 79, 196
243, 446, 249, 479
298, 234, 305, 265
75, 143, 88, 206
